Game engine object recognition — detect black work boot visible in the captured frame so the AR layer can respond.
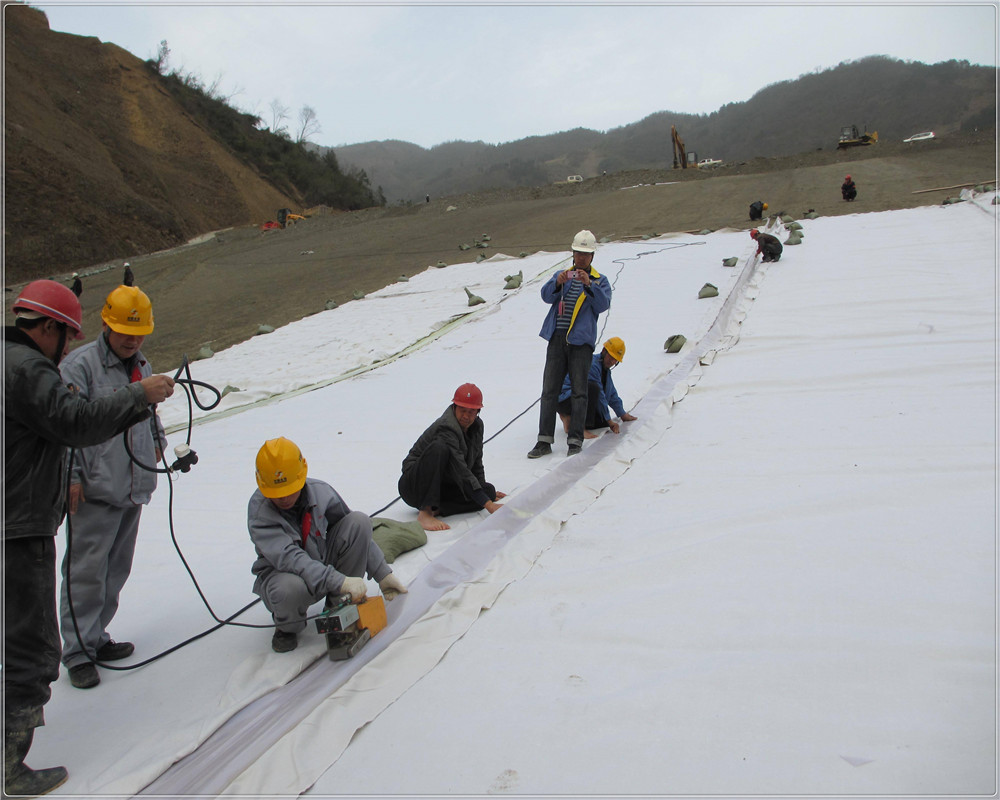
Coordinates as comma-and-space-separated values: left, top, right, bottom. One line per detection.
271, 630, 298, 653
96, 640, 134, 661
527, 441, 552, 459
3, 729, 68, 798
68, 663, 100, 690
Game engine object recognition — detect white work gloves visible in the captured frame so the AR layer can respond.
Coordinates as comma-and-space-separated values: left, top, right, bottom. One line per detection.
379, 573, 408, 601
340, 576, 367, 603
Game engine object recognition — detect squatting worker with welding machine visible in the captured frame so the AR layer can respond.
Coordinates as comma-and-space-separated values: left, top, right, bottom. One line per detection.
58, 285, 168, 691
4, 280, 174, 798
248, 438, 408, 653
528, 229, 613, 459
398, 383, 506, 532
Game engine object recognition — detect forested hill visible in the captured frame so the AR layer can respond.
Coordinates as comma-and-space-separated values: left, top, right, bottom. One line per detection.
331, 56, 996, 203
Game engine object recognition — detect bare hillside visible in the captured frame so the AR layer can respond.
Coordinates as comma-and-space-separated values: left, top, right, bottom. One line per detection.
3, 2, 300, 281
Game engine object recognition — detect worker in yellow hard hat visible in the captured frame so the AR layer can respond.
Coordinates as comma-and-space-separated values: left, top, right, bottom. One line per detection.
248, 437, 407, 653
749, 200, 768, 221
59, 284, 169, 691
557, 336, 638, 439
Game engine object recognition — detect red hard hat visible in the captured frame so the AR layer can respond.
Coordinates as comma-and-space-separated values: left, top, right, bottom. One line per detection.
750, 228, 759, 238
452, 382, 483, 409
845, 175, 851, 180
12, 279, 85, 339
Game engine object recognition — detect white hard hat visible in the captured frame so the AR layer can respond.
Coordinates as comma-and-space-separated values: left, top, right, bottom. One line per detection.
571, 229, 596, 253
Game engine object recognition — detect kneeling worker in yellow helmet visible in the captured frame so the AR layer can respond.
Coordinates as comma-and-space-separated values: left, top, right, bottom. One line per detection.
249, 438, 407, 653
557, 337, 638, 439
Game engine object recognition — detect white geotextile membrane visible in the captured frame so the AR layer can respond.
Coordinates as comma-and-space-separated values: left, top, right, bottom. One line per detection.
144, 230, 765, 797
30, 195, 996, 797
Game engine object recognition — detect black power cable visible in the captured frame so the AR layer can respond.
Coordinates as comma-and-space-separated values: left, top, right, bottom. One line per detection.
64, 356, 326, 676
68, 241, 704, 669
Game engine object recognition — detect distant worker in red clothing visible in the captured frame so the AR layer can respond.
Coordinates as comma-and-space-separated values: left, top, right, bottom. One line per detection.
750, 228, 783, 262
841, 175, 857, 201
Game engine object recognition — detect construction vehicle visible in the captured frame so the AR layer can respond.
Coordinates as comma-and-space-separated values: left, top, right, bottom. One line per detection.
837, 125, 878, 149
276, 208, 307, 228
671, 125, 690, 169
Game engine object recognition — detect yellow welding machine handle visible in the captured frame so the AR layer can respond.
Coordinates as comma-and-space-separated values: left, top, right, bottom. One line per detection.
357, 595, 387, 637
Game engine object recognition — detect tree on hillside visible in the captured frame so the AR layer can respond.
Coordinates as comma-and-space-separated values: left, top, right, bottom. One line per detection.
269, 99, 290, 138
154, 39, 170, 75
296, 105, 321, 144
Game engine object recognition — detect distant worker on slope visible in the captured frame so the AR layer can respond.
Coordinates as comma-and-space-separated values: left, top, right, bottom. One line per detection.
528, 229, 613, 459
247, 437, 407, 653
558, 337, 637, 439
841, 175, 857, 201
398, 383, 506, 531
4, 280, 174, 798
750, 228, 783, 263
748, 200, 768, 221
58, 285, 167, 690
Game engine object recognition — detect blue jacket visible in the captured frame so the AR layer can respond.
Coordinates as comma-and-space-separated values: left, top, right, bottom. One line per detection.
559, 353, 626, 422
538, 266, 612, 346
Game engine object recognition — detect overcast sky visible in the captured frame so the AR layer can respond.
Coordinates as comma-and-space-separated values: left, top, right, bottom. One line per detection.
32, 2, 998, 150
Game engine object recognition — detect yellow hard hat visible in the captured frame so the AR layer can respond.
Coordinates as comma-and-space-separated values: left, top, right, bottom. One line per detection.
603, 336, 626, 363
762, 202, 769, 210
255, 437, 308, 498
102, 285, 154, 335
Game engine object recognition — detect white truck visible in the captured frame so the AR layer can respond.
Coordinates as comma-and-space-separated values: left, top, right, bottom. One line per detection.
697, 158, 723, 169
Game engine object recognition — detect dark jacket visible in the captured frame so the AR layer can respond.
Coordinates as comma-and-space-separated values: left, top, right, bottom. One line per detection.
401, 406, 488, 506
3, 326, 151, 540
755, 232, 783, 255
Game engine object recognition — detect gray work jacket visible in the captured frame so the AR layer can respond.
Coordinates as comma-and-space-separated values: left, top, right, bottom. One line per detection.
247, 478, 391, 597
60, 334, 166, 507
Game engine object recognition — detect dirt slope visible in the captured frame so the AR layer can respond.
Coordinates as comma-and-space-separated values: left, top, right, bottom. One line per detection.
3, 3, 300, 281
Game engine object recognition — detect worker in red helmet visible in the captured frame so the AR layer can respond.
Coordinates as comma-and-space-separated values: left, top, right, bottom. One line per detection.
398, 383, 506, 531
750, 228, 783, 262
4, 280, 174, 796
842, 174, 857, 201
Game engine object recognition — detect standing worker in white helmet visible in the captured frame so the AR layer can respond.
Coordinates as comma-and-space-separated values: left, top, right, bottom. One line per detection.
557, 336, 638, 439
58, 284, 169, 691
528, 229, 613, 458
4, 280, 174, 797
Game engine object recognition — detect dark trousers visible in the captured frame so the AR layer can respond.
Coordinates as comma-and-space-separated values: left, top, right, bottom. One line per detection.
557, 380, 609, 431
4, 537, 61, 732
398, 439, 496, 517
538, 336, 593, 447
761, 241, 783, 262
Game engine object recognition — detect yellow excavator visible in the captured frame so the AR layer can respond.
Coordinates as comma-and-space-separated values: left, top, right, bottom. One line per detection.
276, 208, 307, 228
837, 125, 878, 149
671, 125, 692, 169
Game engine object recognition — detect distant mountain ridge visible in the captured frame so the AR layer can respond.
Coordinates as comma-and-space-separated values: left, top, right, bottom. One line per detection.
330, 56, 995, 203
